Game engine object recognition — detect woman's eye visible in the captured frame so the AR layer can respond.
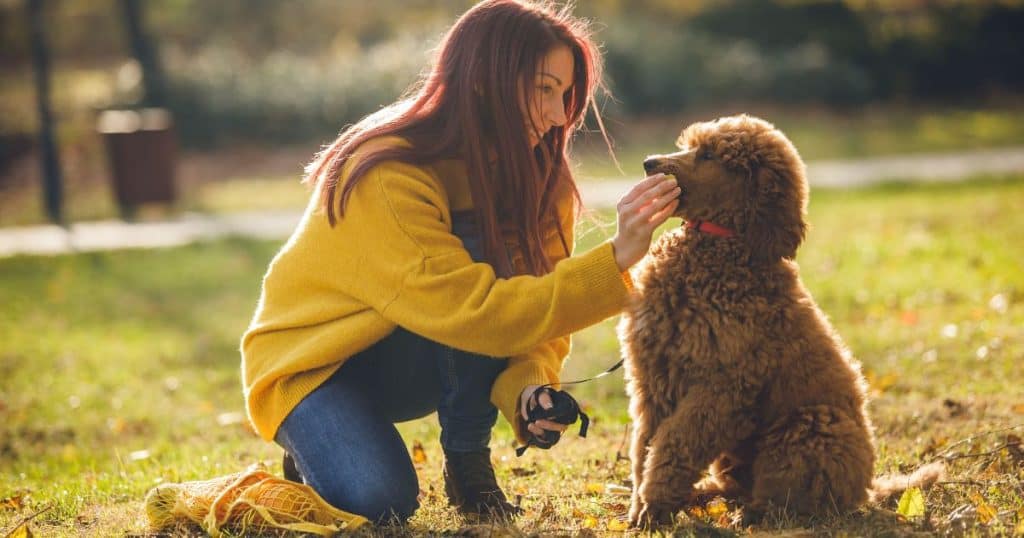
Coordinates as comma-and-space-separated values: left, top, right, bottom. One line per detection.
539, 85, 554, 95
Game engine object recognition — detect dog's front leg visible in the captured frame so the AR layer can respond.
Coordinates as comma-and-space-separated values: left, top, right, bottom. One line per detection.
638, 389, 754, 527
627, 400, 659, 526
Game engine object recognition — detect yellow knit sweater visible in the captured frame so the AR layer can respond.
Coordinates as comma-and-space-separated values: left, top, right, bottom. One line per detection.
241, 137, 633, 442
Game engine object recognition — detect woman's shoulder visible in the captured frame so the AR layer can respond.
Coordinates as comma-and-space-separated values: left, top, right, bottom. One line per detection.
343, 136, 452, 200
352, 134, 413, 156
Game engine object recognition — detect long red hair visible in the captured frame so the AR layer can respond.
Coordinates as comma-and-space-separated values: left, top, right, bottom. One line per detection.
303, 0, 606, 278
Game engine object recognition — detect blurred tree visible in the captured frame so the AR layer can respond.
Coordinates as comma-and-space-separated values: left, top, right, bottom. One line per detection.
119, 0, 166, 107
26, 0, 63, 223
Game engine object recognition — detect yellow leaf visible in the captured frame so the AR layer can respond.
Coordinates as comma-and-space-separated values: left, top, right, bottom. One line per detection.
688, 505, 708, 519
970, 493, 997, 524
582, 515, 598, 529
606, 518, 629, 531
585, 482, 604, 495
1012, 403, 1024, 415
8, 522, 33, 538
412, 441, 427, 464
706, 499, 728, 518
896, 487, 925, 518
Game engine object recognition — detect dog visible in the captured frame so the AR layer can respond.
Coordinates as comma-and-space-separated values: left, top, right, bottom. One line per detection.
618, 114, 942, 527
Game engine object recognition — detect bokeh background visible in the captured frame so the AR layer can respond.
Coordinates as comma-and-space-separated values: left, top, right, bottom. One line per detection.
3, 0, 1024, 223
2, 1, 1023, 536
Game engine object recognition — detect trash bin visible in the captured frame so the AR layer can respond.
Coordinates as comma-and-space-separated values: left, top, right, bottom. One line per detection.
97, 108, 177, 219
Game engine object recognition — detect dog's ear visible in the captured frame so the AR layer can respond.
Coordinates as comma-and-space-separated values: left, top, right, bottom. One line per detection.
745, 165, 806, 263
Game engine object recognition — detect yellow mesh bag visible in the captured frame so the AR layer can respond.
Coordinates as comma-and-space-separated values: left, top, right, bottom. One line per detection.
145, 465, 369, 536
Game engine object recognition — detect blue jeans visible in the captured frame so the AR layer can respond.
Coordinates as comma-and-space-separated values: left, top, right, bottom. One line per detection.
274, 212, 507, 523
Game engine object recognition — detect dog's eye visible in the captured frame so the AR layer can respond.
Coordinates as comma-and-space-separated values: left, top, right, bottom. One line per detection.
701, 149, 715, 161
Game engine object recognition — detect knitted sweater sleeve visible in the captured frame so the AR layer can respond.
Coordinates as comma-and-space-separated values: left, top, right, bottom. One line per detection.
492, 194, 576, 443
335, 163, 632, 428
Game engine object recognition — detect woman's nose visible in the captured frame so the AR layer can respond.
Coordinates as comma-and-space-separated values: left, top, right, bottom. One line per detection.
547, 104, 567, 128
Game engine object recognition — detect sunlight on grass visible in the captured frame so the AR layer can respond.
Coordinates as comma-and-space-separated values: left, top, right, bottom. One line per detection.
1, 176, 1023, 535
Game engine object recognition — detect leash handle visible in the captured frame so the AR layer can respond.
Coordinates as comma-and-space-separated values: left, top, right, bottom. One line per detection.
513, 358, 622, 457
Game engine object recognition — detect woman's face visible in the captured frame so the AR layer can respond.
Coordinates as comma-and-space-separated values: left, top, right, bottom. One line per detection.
522, 44, 574, 147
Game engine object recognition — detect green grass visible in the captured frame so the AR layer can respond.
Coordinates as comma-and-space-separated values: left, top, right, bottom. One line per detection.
2, 175, 1024, 536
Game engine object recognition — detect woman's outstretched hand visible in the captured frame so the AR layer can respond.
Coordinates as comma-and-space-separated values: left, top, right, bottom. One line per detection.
611, 173, 680, 271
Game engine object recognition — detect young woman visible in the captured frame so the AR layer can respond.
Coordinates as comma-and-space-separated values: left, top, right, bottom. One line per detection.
241, 0, 679, 524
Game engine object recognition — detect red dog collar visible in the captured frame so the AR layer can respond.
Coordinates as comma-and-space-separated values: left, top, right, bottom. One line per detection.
686, 219, 735, 238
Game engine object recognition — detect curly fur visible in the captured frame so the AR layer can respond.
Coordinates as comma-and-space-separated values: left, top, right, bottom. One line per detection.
619, 115, 940, 527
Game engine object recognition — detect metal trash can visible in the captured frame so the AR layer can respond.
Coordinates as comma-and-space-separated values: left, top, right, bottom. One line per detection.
97, 108, 177, 219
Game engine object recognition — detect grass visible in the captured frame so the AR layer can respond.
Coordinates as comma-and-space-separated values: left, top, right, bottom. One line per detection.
1, 174, 1024, 536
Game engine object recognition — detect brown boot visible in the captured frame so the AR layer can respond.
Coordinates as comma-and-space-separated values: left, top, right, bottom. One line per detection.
443, 448, 522, 520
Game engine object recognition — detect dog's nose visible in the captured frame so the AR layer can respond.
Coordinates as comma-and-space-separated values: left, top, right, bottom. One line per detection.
643, 157, 660, 174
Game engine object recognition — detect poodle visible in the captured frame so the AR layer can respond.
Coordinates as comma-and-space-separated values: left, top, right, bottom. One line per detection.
618, 115, 942, 527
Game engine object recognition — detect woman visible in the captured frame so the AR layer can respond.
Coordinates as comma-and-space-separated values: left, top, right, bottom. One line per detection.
241, 0, 679, 524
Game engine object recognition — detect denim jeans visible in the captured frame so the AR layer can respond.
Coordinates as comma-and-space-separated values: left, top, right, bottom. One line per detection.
274, 211, 507, 523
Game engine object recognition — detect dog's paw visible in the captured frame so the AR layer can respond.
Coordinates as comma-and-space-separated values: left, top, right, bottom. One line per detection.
627, 500, 644, 527
632, 503, 676, 529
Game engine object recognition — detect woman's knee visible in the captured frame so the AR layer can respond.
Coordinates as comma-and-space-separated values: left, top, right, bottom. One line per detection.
320, 475, 419, 523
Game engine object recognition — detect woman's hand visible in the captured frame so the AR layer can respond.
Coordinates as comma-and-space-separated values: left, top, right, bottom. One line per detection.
611, 173, 680, 271
519, 385, 569, 440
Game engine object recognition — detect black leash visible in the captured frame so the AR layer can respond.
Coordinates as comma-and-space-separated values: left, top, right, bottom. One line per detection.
514, 359, 623, 456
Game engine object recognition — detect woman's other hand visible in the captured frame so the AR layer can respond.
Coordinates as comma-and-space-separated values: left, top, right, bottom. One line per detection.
519, 385, 569, 440
611, 173, 680, 271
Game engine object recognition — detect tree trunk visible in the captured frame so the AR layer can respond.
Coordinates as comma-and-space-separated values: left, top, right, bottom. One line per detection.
119, 0, 166, 107
26, 0, 63, 225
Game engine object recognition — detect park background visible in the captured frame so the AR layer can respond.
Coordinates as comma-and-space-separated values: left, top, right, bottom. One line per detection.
1, 0, 1023, 535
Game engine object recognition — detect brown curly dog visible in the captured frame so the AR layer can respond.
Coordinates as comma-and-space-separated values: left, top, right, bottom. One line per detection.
619, 115, 942, 527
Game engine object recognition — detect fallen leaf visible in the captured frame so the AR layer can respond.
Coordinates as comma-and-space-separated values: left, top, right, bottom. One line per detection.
1, 492, 28, 511
412, 441, 427, 464
969, 493, 997, 524
899, 311, 919, 326
706, 499, 728, 518
8, 522, 33, 538
585, 482, 604, 495
896, 487, 925, 518
865, 370, 898, 394
606, 518, 629, 531
581, 515, 598, 529
1012, 403, 1024, 415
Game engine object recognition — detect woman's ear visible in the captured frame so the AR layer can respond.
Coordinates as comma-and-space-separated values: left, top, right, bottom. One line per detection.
745, 166, 806, 263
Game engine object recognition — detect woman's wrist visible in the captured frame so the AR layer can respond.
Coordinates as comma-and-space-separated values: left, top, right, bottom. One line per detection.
611, 235, 634, 272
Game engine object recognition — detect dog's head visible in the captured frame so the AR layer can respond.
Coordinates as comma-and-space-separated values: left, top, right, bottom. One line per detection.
643, 114, 808, 263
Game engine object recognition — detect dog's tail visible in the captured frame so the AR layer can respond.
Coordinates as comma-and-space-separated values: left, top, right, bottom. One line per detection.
868, 461, 946, 503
